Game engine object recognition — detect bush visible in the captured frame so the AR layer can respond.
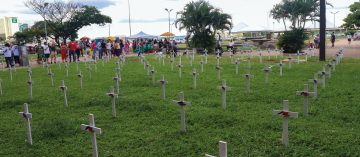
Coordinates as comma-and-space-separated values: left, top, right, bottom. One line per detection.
277, 28, 308, 53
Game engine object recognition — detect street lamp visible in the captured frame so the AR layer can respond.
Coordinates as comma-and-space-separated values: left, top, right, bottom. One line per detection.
330, 11, 339, 29
43, 2, 49, 43
127, 0, 132, 36
165, 8, 173, 33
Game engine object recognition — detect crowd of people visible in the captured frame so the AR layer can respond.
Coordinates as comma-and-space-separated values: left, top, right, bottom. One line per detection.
2, 43, 20, 68
32, 38, 180, 65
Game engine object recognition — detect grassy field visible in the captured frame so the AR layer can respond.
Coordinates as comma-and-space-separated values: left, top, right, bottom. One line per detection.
0, 54, 360, 156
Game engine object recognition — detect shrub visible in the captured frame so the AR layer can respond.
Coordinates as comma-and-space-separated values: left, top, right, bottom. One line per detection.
277, 28, 308, 53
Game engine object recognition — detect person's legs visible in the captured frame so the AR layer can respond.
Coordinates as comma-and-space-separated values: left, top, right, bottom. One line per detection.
5, 57, 11, 67
76, 50, 81, 61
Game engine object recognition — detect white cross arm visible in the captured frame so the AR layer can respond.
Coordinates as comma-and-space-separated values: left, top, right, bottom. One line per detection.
296, 91, 315, 96
19, 112, 32, 119
205, 154, 215, 157
272, 110, 298, 118
81, 124, 102, 134
107, 92, 118, 97
113, 77, 120, 81
173, 100, 190, 106
218, 86, 231, 91
308, 79, 318, 83
243, 74, 254, 78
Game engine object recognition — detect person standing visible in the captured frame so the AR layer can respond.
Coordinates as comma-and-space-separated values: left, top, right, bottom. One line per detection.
3, 43, 13, 68
100, 40, 106, 59
114, 40, 121, 57
43, 42, 51, 64
75, 41, 81, 61
60, 42, 67, 62
11, 44, 20, 65
347, 33, 352, 45
330, 32, 336, 48
119, 39, 124, 55
68, 40, 77, 62
49, 41, 57, 64
124, 40, 130, 54
91, 40, 97, 60
106, 40, 112, 57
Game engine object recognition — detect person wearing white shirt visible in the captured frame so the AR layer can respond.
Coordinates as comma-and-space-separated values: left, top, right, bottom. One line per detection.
3, 43, 13, 68
106, 40, 112, 57
43, 42, 51, 63
11, 44, 20, 65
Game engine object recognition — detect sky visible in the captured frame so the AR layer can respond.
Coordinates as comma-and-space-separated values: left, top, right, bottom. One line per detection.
0, 0, 358, 38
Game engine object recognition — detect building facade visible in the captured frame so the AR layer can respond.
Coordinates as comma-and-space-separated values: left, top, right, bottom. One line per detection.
0, 17, 20, 40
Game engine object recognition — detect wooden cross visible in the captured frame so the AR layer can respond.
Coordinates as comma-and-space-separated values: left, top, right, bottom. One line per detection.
218, 80, 230, 109
216, 53, 220, 66
86, 64, 92, 80
77, 71, 83, 89
59, 80, 68, 107
272, 100, 298, 146
326, 63, 332, 78
234, 59, 240, 76
263, 65, 272, 84
81, 114, 102, 157
0, 62, 3, 71
259, 52, 263, 63
216, 64, 221, 80
192, 68, 197, 89
0, 79, 2, 96
162, 54, 165, 66
331, 59, 336, 71
173, 92, 190, 132
205, 141, 227, 157
308, 74, 318, 98
9, 66, 13, 81
151, 66, 156, 85
200, 59, 204, 73
76, 62, 79, 72
305, 53, 308, 62
94, 61, 98, 73
107, 86, 118, 117
190, 53, 193, 67
230, 53, 234, 63
158, 75, 167, 99
279, 61, 283, 77
113, 74, 121, 95
296, 84, 315, 116
18, 103, 33, 145
146, 62, 150, 76
297, 50, 300, 64
243, 74, 254, 94
177, 60, 183, 79
204, 49, 208, 64
65, 63, 69, 77
318, 66, 327, 88
28, 73, 33, 99
267, 48, 271, 60
288, 57, 292, 69
48, 69, 54, 86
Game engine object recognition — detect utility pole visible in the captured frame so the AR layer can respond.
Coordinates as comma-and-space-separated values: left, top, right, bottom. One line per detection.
128, 0, 132, 36
319, 0, 326, 61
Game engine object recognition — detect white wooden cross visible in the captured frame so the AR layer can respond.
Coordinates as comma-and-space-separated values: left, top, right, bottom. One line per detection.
57, 61, 62, 70
59, 80, 68, 107
279, 60, 283, 77
162, 54, 165, 66
94, 61, 98, 73
86, 64, 92, 80
0, 79, 2, 96
146, 62, 150, 76
259, 52, 263, 63
216, 53, 221, 66
234, 59, 240, 76
308, 74, 318, 98
326, 63, 332, 78
305, 53, 308, 62
76, 61, 79, 72
107, 86, 118, 117
0, 62, 4, 71
243, 74, 254, 94
190, 52, 193, 67
81, 114, 102, 157
297, 50, 300, 64
230, 53, 234, 63
48, 69, 54, 86
288, 57, 292, 69
296, 84, 315, 116
27, 73, 33, 99
173, 92, 190, 132
200, 59, 204, 73
272, 100, 298, 147
216, 64, 221, 81
267, 48, 271, 60
318, 66, 327, 88
177, 59, 183, 79
205, 141, 227, 157
158, 75, 167, 99
204, 49, 208, 64
65, 63, 69, 77
115, 65, 121, 79
218, 80, 230, 109
170, 57, 174, 71
192, 68, 197, 89
77, 71, 83, 89
113, 74, 121, 95
151, 66, 156, 85
9, 66, 13, 81
18, 103, 33, 145
263, 64, 272, 84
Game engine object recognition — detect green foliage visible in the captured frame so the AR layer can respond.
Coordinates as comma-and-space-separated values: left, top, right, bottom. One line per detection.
342, 2, 360, 29
1, 55, 360, 156
270, 0, 332, 30
277, 28, 308, 53
175, 0, 232, 52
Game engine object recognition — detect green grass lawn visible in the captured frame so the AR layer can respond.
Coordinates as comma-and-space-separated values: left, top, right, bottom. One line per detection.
0, 54, 360, 156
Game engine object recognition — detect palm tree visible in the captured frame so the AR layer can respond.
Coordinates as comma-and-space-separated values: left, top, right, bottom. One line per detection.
175, 0, 232, 52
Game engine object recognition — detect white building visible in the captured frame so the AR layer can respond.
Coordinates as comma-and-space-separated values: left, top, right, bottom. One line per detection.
0, 17, 20, 40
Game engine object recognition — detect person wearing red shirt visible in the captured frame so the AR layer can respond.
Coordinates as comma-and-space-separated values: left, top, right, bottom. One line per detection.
68, 40, 77, 62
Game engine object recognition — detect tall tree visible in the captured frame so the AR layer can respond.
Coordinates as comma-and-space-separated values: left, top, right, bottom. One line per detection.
25, 0, 112, 45
342, 2, 360, 29
175, 0, 232, 52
